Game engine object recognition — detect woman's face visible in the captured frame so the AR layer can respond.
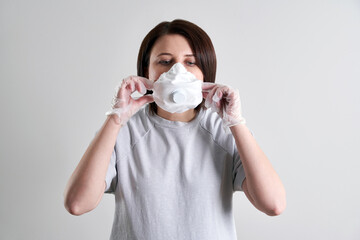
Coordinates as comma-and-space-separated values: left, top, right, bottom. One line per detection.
148, 34, 204, 82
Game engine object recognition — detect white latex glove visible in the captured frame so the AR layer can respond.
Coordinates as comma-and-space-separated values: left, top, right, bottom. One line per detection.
202, 82, 246, 128
105, 76, 154, 125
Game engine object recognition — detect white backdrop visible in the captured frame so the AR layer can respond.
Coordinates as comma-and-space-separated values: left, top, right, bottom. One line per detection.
1, 0, 359, 239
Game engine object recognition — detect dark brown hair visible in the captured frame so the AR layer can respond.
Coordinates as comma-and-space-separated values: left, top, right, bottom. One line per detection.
137, 19, 217, 114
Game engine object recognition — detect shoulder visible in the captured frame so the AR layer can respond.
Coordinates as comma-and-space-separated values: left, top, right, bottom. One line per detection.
126, 105, 153, 135
199, 108, 236, 154
115, 105, 153, 155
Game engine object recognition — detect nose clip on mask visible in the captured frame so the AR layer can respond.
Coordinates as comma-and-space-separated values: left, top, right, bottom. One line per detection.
152, 63, 203, 113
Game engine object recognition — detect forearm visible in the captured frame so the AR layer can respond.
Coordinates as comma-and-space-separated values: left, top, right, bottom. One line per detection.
64, 115, 122, 215
230, 124, 286, 216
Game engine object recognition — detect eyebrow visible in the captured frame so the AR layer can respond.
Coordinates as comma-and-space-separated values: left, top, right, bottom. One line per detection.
156, 53, 195, 57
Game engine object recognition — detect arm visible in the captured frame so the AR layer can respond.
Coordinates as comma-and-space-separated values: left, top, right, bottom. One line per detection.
63, 115, 122, 216
202, 82, 286, 216
230, 124, 286, 216
63, 76, 154, 216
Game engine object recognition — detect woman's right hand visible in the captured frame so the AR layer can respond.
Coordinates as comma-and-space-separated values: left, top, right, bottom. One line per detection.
64, 76, 153, 216
106, 76, 154, 125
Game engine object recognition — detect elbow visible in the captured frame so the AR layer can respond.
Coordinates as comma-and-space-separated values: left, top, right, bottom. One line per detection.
266, 205, 285, 216
63, 190, 100, 216
64, 198, 85, 216
65, 203, 83, 216
64, 190, 88, 216
265, 198, 286, 216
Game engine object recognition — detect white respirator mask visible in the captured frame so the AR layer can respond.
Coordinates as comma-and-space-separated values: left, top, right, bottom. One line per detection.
152, 63, 203, 113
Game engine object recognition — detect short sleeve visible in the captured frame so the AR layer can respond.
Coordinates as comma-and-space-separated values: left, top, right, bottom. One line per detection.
232, 129, 255, 192
92, 129, 118, 194
105, 147, 117, 193
232, 150, 246, 192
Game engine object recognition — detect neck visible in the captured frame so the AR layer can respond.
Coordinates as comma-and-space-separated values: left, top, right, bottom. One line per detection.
157, 107, 197, 122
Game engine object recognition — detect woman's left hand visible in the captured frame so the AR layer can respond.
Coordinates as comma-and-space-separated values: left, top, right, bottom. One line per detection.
202, 83, 246, 127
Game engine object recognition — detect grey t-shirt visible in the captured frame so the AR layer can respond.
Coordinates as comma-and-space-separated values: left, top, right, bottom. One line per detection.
104, 105, 246, 240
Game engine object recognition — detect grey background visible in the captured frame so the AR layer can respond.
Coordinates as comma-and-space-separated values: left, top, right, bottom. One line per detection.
1, 0, 359, 239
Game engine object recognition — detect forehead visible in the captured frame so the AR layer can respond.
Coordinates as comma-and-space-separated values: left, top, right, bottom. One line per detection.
150, 34, 193, 56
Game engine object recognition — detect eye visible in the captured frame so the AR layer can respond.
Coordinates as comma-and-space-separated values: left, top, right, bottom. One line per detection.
159, 60, 172, 65
186, 61, 196, 66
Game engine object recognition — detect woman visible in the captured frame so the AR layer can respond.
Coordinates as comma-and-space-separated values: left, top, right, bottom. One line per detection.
64, 19, 286, 239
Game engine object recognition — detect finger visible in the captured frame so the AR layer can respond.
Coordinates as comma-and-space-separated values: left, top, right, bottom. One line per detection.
212, 87, 224, 103
222, 86, 237, 104
126, 76, 137, 92
202, 91, 209, 99
137, 76, 154, 90
205, 85, 218, 108
134, 78, 147, 95
225, 88, 236, 102
207, 85, 219, 102
118, 76, 138, 100
202, 82, 217, 92
133, 95, 154, 108
117, 79, 131, 102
